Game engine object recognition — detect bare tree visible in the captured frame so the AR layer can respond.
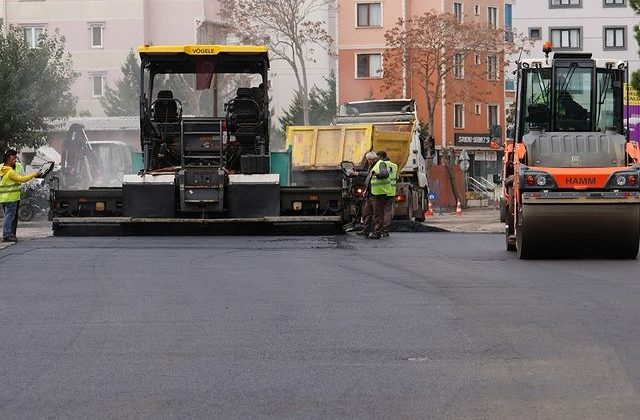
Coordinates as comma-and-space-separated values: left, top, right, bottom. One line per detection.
220, 0, 334, 125
382, 11, 512, 138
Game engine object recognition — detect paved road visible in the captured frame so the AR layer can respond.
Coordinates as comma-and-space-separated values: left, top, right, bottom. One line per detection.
1, 233, 640, 419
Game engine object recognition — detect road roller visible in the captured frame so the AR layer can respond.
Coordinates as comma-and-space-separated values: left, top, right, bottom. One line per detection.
498, 47, 640, 259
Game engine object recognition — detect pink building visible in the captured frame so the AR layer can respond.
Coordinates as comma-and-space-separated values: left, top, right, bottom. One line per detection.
4, 0, 225, 116
337, 0, 513, 181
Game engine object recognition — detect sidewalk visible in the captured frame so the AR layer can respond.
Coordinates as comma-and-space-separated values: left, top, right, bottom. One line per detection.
0, 220, 52, 250
422, 206, 503, 233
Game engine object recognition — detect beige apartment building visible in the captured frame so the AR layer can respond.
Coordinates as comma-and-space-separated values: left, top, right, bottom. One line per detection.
3, 0, 224, 116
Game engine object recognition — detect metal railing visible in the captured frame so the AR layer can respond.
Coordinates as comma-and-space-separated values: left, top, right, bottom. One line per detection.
467, 176, 498, 201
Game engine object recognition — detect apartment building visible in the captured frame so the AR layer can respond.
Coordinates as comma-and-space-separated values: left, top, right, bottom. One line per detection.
4, 0, 224, 116
337, 0, 512, 180
510, 0, 639, 140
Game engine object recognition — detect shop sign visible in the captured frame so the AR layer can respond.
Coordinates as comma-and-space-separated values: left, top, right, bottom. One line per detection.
454, 133, 491, 148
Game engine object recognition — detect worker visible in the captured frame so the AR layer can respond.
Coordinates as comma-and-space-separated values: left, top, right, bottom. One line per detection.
557, 90, 589, 120
377, 151, 398, 237
350, 151, 378, 238
0, 149, 38, 242
369, 150, 392, 239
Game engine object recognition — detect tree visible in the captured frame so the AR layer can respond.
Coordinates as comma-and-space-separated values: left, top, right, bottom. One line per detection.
100, 50, 140, 116
0, 26, 78, 151
219, 0, 334, 125
630, 0, 640, 92
381, 12, 509, 139
277, 69, 336, 136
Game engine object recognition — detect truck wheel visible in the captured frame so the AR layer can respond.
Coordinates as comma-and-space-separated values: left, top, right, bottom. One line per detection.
505, 187, 516, 252
414, 188, 426, 222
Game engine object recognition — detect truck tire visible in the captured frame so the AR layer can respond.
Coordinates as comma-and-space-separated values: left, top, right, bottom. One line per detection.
414, 188, 427, 222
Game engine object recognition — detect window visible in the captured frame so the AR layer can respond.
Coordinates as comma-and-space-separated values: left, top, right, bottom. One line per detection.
529, 27, 542, 40
91, 73, 105, 97
90, 24, 104, 48
505, 78, 516, 92
454, 104, 465, 129
488, 105, 499, 128
23, 26, 44, 48
550, 27, 582, 50
475, 103, 481, 115
487, 55, 498, 80
504, 4, 513, 41
488, 7, 497, 28
356, 53, 382, 78
603, 0, 625, 6
475, 54, 481, 65
357, 3, 381, 27
454, 54, 464, 79
550, 0, 581, 7
604, 27, 626, 49
454, 3, 463, 22
474, 4, 480, 15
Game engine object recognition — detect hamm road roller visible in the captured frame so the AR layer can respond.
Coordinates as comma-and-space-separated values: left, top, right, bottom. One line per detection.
499, 49, 640, 259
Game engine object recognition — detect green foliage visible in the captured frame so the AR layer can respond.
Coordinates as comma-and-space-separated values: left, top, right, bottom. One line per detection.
277, 69, 336, 135
0, 26, 78, 151
100, 50, 140, 116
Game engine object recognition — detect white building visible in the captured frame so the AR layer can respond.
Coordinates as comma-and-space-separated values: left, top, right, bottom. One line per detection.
512, 0, 639, 72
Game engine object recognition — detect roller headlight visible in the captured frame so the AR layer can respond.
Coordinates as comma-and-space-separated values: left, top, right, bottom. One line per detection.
616, 175, 627, 186
536, 175, 547, 186
607, 171, 640, 189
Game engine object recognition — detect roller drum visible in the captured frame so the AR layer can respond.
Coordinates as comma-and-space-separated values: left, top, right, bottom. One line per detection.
516, 202, 640, 259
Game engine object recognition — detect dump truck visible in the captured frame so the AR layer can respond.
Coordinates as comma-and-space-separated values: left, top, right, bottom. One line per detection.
285, 99, 429, 221
50, 45, 346, 235
499, 49, 640, 259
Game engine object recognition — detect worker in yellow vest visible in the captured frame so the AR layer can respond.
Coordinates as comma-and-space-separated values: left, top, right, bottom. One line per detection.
377, 151, 398, 237
1, 149, 38, 242
369, 151, 394, 239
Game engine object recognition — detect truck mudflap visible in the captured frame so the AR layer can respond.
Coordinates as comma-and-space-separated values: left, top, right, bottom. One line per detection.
52, 216, 344, 236
516, 192, 640, 259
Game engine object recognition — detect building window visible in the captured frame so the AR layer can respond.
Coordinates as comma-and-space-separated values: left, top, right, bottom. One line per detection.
357, 3, 381, 27
90, 24, 104, 48
475, 103, 481, 115
356, 53, 382, 78
474, 4, 480, 15
91, 73, 105, 97
550, 27, 582, 50
453, 54, 464, 79
603, 0, 625, 6
454, 3, 463, 22
529, 27, 542, 40
475, 54, 481, 65
604, 27, 626, 49
504, 4, 513, 42
488, 7, 497, 28
487, 55, 498, 80
23, 26, 44, 48
454, 104, 465, 129
550, 0, 582, 7
505, 78, 516, 92
488, 105, 499, 128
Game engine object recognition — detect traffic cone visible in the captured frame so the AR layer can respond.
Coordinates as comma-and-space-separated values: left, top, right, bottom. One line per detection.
455, 199, 462, 216
425, 200, 434, 217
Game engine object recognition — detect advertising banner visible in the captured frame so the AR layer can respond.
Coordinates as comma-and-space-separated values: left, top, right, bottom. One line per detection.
624, 83, 640, 143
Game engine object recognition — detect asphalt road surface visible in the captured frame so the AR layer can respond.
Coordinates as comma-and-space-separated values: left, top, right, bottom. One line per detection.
1, 233, 640, 419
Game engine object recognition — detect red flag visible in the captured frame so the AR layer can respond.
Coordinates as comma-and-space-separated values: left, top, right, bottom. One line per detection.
196, 60, 215, 90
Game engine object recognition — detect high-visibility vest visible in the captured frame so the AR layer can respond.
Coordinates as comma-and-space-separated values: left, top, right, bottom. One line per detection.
386, 160, 398, 197
0, 165, 22, 203
370, 159, 394, 196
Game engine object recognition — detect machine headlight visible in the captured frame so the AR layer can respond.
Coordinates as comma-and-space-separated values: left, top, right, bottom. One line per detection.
616, 175, 627, 186
536, 175, 547, 186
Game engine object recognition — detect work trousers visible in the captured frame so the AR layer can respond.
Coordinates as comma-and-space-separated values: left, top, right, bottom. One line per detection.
372, 195, 391, 235
2, 201, 18, 239
361, 196, 374, 234
383, 196, 393, 234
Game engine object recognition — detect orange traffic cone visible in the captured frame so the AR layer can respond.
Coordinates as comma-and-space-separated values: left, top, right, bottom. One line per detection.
455, 199, 462, 216
425, 200, 434, 217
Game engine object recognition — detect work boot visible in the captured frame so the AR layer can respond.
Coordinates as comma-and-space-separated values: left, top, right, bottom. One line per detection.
382, 232, 390, 238
356, 231, 370, 238
368, 232, 382, 239
2, 237, 17, 242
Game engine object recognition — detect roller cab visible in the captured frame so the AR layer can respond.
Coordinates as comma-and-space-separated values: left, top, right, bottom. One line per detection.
504, 51, 640, 258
